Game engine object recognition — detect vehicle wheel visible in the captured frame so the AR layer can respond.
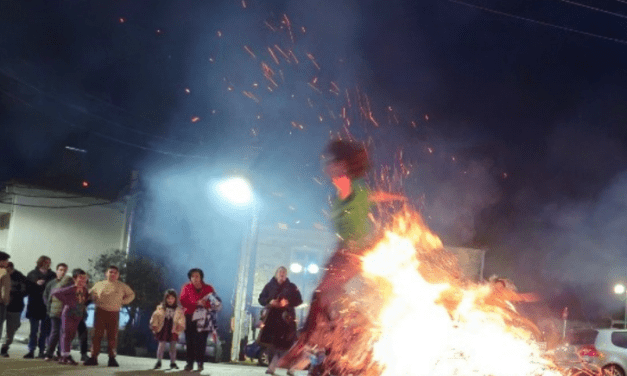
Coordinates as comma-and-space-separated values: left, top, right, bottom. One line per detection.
258, 347, 271, 367
603, 365, 626, 376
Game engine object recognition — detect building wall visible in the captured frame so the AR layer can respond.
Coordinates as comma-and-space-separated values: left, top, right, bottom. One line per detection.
251, 226, 336, 309
0, 186, 128, 274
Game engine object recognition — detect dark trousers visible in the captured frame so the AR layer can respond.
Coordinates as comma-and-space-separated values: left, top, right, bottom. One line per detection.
2, 312, 21, 349
45, 317, 62, 357
28, 316, 50, 353
184, 315, 209, 365
91, 308, 119, 358
77, 316, 88, 355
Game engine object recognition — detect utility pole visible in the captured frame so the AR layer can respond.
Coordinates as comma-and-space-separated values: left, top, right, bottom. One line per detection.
230, 204, 258, 362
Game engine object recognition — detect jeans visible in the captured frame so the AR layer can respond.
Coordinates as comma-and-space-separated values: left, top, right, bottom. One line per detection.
28, 316, 51, 353
0, 304, 6, 342
45, 317, 62, 357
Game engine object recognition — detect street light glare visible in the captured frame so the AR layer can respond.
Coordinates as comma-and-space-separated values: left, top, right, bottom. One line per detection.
217, 177, 253, 205
307, 263, 320, 274
615, 284, 626, 295
290, 263, 303, 274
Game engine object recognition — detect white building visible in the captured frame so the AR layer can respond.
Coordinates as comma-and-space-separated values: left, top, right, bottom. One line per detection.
0, 183, 132, 274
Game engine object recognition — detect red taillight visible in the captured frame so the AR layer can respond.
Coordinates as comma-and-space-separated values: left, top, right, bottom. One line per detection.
579, 345, 600, 357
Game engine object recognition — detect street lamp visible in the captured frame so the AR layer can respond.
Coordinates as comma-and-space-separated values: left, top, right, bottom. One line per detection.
614, 283, 627, 329
214, 177, 256, 362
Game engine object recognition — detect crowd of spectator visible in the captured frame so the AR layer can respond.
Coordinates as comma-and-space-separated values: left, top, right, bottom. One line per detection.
0, 252, 225, 371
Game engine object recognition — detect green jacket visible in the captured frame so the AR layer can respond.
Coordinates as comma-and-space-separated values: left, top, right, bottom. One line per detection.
44, 276, 74, 318
331, 179, 373, 246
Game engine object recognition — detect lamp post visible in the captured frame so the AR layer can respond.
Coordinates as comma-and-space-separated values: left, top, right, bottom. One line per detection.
214, 177, 256, 362
614, 283, 627, 329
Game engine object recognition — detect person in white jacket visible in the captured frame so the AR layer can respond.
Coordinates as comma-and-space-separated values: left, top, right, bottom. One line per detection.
149, 289, 186, 370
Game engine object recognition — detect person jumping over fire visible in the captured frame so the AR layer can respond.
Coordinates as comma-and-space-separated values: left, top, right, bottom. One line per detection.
280, 139, 404, 376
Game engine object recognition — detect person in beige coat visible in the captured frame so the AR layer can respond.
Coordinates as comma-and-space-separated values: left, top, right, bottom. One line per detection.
149, 289, 185, 370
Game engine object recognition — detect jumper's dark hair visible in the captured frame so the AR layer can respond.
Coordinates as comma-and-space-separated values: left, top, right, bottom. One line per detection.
56, 263, 68, 270
0, 251, 9, 262
326, 139, 370, 179
107, 265, 119, 272
188, 268, 204, 281
162, 289, 178, 307
36, 256, 51, 268
72, 268, 87, 279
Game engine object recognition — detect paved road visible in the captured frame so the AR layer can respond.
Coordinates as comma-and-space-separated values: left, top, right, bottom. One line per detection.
0, 343, 300, 376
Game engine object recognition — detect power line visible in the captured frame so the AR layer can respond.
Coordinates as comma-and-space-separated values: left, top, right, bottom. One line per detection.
0, 199, 119, 209
0, 88, 213, 160
559, 0, 627, 20
0, 67, 200, 146
449, 0, 627, 46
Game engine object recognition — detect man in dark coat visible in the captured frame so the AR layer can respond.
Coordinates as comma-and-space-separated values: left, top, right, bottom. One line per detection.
24, 255, 56, 358
258, 266, 302, 375
1, 262, 27, 357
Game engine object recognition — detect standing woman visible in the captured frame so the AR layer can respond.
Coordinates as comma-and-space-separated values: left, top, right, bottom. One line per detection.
179, 268, 218, 372
257, 266, 303, 375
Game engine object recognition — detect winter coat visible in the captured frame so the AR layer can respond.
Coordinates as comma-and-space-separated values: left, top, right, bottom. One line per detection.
44, 275, 74, 318
150, 304, 186, 335
7, 269, 27, 313
25, 268, 56, 319
179, 282, 215, 316
257, 277, 303, 350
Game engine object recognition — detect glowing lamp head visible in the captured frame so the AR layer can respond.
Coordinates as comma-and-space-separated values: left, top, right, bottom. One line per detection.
307, 263, 320, 274
290, 263, 303, 274
82, 181, 89, 188
615, 284, 626, 295
217, 177, 253, 205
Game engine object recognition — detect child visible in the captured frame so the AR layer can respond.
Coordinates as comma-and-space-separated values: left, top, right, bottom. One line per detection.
150, 289, 185, 369
50, 269, 89, 365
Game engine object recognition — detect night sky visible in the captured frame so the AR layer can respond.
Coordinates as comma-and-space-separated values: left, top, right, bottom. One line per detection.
2, 0, 627, 321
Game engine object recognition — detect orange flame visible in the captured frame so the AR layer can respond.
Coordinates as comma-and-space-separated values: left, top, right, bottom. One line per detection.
357, 209, 563, 376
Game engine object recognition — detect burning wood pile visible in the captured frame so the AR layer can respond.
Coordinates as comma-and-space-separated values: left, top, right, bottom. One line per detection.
286, 208, 570, 376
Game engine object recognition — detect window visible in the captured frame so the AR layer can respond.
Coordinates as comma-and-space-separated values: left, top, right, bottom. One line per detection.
611, 332, 627, 349
568, 329, 598, 345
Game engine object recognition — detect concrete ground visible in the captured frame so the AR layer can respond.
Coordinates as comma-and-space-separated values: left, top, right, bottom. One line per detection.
1, 320, 301, 376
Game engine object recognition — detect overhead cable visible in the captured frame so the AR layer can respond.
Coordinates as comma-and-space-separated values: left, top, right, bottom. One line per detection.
449, 0, 627, 46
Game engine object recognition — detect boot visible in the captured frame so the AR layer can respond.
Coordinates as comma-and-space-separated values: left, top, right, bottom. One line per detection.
83, 356, 98, 366
154, 360, 162, 369
170, 361, 179, 369
23, 351, 34, 359
108, 356, 119, 367
0, 345, 8, 358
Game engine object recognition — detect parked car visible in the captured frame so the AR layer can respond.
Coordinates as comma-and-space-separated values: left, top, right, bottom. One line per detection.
175, 331, 223, 363
245, 341, 271, 366
550, 328, 627, 376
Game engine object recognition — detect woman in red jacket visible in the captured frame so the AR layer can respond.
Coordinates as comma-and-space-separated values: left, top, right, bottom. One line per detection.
179, 268, 219, 372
